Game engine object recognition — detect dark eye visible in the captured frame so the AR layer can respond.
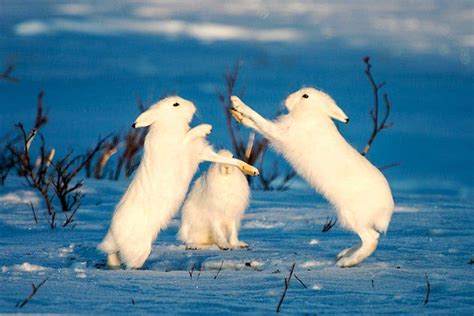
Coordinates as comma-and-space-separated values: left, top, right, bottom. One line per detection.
302, 94, 309, 99
173, 102, 180, 107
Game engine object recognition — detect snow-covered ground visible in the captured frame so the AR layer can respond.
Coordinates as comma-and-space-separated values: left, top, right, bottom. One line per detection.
0, 176, 472, 313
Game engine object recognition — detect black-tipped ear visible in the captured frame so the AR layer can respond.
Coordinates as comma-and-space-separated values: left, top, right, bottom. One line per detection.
132, 123, 137, 128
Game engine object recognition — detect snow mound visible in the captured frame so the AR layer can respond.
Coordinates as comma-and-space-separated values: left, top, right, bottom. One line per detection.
309, 239, 320, 245
3, 262, 48, 272
243, 220, 285, 229
0, 191, 39, 205
299, 261, 326, 268
203, 259, 265, 271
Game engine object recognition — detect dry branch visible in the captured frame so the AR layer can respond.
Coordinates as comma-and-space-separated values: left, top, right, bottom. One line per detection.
276, 262, 296, 313
93, 135, 120, 179
293, 273, 307, 289
189, 263, 196, 279
34, 91, 48, 129
424, 274, 431, 305
213, 260, 224, 280
85, 98, 145, 181
0, 63, 19, 83
218, 61, 295, 190
361, 56, 394, 157
30, 202, 38, 224
322, 217, 337, 233
16, 278, 48, 308
51, 136, 107, 227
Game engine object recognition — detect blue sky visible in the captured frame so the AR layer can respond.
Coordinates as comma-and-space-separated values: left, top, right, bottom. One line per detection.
0, 0, 473, 189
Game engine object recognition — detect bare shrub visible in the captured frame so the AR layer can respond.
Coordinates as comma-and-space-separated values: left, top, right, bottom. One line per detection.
361, 57, 395, 156
217, 61, 295, 190
6, 91, 103, 228
50, 138, 106, 227
8, 123, 56, 227
86, 98, 146, 180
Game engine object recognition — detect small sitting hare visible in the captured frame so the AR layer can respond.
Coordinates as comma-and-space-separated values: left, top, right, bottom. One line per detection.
178, 150, 250, 250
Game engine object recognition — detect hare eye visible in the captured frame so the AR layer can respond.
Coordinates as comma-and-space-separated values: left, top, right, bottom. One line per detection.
302, 94, 309, 99
173, 102, 180, 107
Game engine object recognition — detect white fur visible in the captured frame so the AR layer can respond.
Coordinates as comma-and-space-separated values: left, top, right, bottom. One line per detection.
231, 88, 394, 267
98, 96, 259, 269
178, 149, 250, 250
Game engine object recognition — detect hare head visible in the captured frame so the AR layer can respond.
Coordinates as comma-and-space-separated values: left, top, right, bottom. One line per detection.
216, 149, 238, 175
132, 96, 196, 128
284, 88, 349, 123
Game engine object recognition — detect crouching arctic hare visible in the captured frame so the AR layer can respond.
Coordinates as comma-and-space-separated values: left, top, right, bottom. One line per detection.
231, 88, 394, 267
178, 149, 250, 250
98, 96, 259, 269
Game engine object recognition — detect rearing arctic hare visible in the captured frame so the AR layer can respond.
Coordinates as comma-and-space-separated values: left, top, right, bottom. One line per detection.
98, 96, 259, 269
178, 149, 250, 250
231, 88, 394, 267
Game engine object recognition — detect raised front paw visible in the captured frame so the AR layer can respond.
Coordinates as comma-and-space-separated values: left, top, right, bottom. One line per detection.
230, 108, 245, 123
239, 162, 259, 176
192, 124, 213, 137
230, 95, 244, 110
230, 96, 252, 115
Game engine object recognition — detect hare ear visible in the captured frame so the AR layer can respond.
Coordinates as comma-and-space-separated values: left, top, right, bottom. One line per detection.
132, 109, 156, 128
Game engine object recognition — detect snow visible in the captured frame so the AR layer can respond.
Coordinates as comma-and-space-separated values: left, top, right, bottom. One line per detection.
0, 191, 39, 206
2, 263, 47, 273
0, 176, 473, 313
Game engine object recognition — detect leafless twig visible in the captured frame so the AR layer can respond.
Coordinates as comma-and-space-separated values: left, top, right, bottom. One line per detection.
1, 62, 19, 83
322, 217, 337, 233
218, 61, 267, 167
276, 262, 296, 313
16, 278, 48, 308
258, 148, 297, 191
0, 142, 15, 186
424, 274, 431, 305
293, 273, 307, 289
34, 91, 48, 129
91, 135, 120, 179
30, 202, 38, 224
361, 56, 394, 157
197, 265, 203, 280
378, 162, 401, 171
50, 137, 107, 227
189, 263, 196, 279
113, 99, 147, 180
213, 260, 224, 280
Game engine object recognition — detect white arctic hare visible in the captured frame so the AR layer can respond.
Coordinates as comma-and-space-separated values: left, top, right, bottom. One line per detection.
98, 96, 259, 269
178, 149, 250, 250
231, 88, 394, 267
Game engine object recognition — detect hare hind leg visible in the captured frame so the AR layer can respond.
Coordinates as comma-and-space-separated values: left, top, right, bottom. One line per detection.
229, 222, 248, 249
107, 253, 121, 269
336, 228, 379, 268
